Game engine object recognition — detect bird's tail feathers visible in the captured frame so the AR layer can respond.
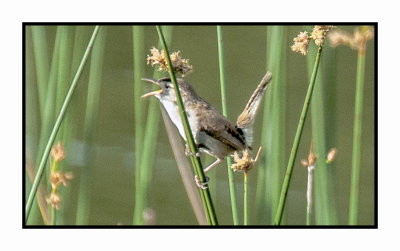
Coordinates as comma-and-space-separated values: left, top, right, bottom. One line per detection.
236, 72, 272, 146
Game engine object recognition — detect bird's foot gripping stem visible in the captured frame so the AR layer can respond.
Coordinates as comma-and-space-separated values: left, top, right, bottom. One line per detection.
185, 144, 201, 157
194, 175, 210, 190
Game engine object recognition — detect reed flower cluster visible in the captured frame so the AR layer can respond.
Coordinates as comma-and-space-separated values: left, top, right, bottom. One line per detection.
147, 47, 193, 75
328, 26, 374, 53
231, 147, 262, 173
46, 142, 73, 210
291, 25, 334, 55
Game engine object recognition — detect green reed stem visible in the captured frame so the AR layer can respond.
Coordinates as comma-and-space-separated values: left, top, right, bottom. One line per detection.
349, 50, 366, 225
35, 27, 61, 164
133, 26, 173, 225
134, 100, 161, 225
31, 26, 50, 122
132, 26, 146, 225
49, 158, 61, 225
55, 26, 73, 116
307, 43, 338, 225
217, 25, 239, 225
156, 25, 218, 225
306, 206, 311, 225
260, 26, 286, 224
56, 25, 75, 225
28, 27, 63, 225
134, 109, 159, 225
76, 27, 106, 225
274, 46, 323, 225
25, 26, 100, 222
133, 26, 145, 180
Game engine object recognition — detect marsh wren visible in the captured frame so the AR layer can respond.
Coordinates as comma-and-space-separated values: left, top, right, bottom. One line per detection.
142, 72, 272, 187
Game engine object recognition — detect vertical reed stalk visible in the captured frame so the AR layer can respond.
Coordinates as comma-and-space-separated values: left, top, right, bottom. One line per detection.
31, 26, 50, 122
25, 26, 100, 222
274, 46, 323, 225
156, 26, 218, 225
133, 26, 174, 225
307, 43, 338, 225
256, 26, 286, 224
133, 25, 145, 183
49, 158, 58, 225
349, 50, 366, 225
134, 104, 159, 224
29, 26, 61, 225
56, 26, 75, 225
50, 26, 72, 224
35, 28, 62, 164
132, 25, 146, 225
264, 26, 286, 223
55, 26, 73, 115
217, 25, 239, 225
75, 27, 106, 225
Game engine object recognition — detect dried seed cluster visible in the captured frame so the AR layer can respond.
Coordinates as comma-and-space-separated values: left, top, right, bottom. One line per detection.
46, 142, 73, 210
291, 25, 334, 55
147, 47, 193, 76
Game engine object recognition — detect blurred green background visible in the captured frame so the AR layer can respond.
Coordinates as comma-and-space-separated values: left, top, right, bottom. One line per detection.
25, 25, 375, 225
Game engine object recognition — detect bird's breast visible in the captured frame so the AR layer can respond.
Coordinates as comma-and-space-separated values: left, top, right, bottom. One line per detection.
161, 99, 200, 142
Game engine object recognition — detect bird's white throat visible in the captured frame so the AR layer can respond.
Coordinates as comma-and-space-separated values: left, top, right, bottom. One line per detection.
160, 98, 199, 142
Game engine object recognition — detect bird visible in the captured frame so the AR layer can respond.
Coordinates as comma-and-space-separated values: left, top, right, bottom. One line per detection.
141, 72, 272, 188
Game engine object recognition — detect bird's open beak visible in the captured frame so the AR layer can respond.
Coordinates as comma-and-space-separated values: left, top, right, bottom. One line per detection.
141, 78, 162, 98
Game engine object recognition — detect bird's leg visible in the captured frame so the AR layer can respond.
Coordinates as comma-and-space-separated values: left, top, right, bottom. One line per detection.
194, 158, 224, 189
194, 158, 223, 189
203, 158, 223, 173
